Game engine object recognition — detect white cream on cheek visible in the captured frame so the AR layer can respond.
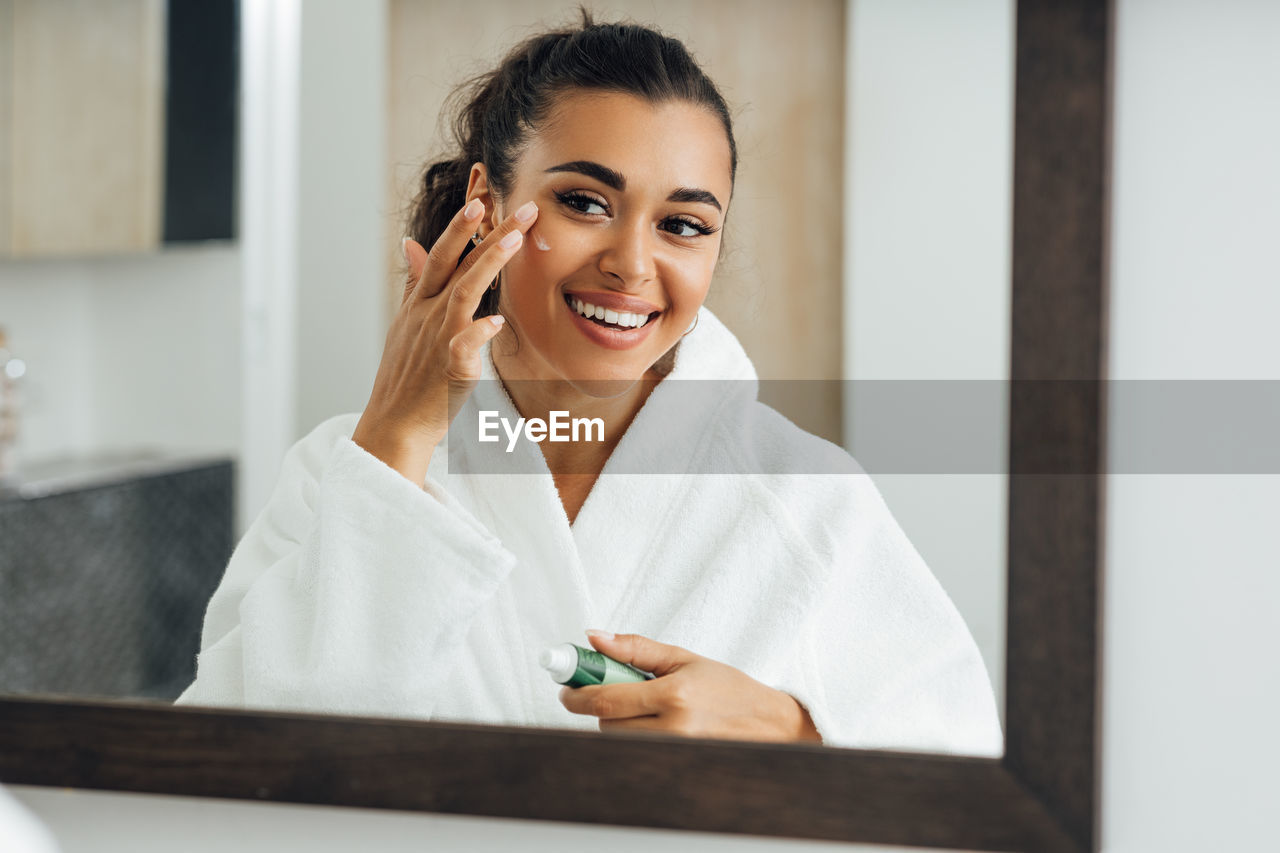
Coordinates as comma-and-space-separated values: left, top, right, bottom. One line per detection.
533, 231, 551, 252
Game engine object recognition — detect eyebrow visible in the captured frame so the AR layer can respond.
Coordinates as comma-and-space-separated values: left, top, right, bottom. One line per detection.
544, 160, 723, 212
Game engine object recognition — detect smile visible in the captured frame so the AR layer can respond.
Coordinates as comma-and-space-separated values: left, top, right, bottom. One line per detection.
562, 293, 662, 351
564, 294, 657, 329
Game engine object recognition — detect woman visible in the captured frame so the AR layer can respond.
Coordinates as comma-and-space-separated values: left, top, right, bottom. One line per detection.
179, 13, 1002, 755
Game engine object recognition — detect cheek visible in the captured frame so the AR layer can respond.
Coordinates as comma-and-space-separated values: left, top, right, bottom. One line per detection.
527, 215, 604, 260
501, 237, 557, 308
505, 218, 589, 297
667, 255, 716, 309
500, 225, 592, 338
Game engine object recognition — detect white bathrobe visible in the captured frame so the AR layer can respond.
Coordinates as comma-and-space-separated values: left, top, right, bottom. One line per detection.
178, 307, 1003, 757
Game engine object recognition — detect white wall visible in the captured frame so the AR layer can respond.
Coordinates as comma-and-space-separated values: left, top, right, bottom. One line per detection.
237, 0, 388, 534
1101, 1, 1280, 851
6, 0, 1279, 850
0, 245, 242, 464
844, 0, 1014, 726
0, 259, 97, 459
293, 0, 386, 438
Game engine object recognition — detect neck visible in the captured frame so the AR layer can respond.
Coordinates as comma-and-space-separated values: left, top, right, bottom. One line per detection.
490, 341, 662, 477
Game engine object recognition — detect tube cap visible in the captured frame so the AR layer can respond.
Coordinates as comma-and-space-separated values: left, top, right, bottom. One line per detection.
539, 643, 577, 684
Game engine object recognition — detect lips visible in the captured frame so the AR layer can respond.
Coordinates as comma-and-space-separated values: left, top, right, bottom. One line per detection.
564, 294, 658, 330
562, 293, 660, 350
563, 290, 662, 317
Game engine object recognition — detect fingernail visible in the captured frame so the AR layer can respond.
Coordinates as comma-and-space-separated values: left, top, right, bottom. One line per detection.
463, 199, 483, 220
585, 629, 614, 641
488, 314, 505, 327
401, 236, 411, 263
499, 230, 523, 249
515, 201, 538, 222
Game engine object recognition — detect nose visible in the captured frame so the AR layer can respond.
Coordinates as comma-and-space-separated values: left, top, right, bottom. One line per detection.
596, 218, 657, 290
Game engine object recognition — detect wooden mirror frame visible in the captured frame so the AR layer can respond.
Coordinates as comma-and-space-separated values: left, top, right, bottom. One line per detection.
0, 1, 1110, 849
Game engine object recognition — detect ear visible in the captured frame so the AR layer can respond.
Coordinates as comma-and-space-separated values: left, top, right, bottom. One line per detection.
465, 162, 500, 239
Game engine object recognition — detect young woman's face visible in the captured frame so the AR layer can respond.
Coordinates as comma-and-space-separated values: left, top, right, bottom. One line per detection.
479, 90, 733, 389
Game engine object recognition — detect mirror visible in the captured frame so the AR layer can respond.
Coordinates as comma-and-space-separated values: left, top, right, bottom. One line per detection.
1, 0, 1108, 848
388, 0, 1013, 749
1, 0, 1010, 750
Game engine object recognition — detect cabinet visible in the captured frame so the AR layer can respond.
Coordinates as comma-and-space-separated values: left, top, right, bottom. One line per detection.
0, 454, 233, 700
0, 0, 166, 256
0, 0, 237, 257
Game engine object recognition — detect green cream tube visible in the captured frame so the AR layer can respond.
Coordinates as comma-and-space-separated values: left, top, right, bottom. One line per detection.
540, 643, 654, 688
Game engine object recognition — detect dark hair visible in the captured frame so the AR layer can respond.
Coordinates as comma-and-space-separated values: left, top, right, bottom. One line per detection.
406, 8, 738, 319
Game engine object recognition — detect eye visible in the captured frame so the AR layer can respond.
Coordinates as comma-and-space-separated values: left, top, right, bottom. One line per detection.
661, 216, 719, 238
554, 191, 607, 216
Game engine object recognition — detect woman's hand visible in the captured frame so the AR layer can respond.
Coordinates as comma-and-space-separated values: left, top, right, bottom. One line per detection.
351, 199, 539, 485
558, 630, 822, 743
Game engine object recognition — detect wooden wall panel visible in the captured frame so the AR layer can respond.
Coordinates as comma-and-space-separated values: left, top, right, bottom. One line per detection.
387, 0, 844, 440
0, 1, 11, 256
7, 0, 165, 256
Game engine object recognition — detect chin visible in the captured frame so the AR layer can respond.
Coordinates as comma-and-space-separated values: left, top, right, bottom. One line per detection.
562, 364, 652, 398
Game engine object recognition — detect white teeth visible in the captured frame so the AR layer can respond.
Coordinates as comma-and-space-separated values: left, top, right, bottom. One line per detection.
569, 296, 654, 328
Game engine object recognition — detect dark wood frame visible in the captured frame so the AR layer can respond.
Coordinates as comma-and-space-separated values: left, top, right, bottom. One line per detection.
0, 1, 1110, 849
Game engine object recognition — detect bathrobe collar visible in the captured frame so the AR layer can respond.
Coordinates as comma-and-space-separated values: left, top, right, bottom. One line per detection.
465, 303, 759, 481
445, 305, 760, 632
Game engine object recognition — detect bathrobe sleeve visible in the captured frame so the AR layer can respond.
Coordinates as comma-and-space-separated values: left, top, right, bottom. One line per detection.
737, 409, 1003, 753
767, 474, 1004, 757
176, 414, 517, 716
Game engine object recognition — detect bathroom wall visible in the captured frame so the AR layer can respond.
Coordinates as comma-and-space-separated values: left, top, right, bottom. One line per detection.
842, 0, 1015, 725
0, 245, 242, 465
7, 0, 1279, 850
236, 0, 388, 533
293, 0, 385, 440
1101, 0, 1280, 847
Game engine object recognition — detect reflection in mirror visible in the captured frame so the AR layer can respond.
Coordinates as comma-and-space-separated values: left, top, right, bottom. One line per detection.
0, 0, 1010, 758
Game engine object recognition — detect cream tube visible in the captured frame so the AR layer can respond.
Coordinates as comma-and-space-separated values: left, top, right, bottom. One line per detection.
540, 642, 654, 687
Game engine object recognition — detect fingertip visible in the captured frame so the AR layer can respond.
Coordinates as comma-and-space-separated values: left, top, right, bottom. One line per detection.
487, 314, 505, 328
402, 236, 427, 265
514, 200, 538, 223
401, 237, 428, 288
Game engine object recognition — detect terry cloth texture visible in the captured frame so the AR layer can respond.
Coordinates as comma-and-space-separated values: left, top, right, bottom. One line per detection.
178, 306, 1003, 757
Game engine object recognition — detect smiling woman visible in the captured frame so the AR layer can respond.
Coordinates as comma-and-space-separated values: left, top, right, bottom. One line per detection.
479, 92, 729, 386
175, 10, 1002, 756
